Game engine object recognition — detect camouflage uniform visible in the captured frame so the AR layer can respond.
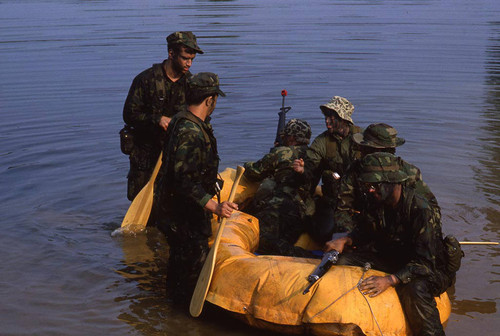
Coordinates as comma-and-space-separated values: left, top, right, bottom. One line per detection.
244, 119, 314, 257
123, 32, 203, 201
337, 153, 453, 336
302, 97, 362, 243
335, 123, 439, 234
154, 72, 224, 306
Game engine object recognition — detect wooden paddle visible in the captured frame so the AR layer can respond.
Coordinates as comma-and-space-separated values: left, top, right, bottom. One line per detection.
121, 153, 163, 232
190, 165, 245, 317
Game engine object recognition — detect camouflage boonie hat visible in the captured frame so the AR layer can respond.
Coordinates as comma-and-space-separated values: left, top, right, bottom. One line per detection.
358, 152, 408, 183
283, 118, 312, 145
187, 72, 226, 97
320, 96, 354, 124
166, 31, 204, 54
353, 123, 405, 149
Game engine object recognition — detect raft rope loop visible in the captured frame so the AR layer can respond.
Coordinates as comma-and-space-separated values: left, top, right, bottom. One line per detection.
309, 262, 385, 336
356, 263, 384, 336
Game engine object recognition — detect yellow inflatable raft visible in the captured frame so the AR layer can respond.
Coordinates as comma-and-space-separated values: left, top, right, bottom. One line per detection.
205, 168, 451, 336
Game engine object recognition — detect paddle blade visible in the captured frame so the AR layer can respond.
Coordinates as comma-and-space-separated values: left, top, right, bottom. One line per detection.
120, 153, 162, 232
120, 183, 154, 232
189, 165, 245, 317
189, 237, 219, 317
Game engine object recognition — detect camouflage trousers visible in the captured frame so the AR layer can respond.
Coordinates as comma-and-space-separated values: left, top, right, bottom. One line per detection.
254, 197, 314, 258
127, 167, 153, 201
126, 145, 159, 201
163, 223, 209, 308
305, 195, 337, 244
337, 250, 452, 336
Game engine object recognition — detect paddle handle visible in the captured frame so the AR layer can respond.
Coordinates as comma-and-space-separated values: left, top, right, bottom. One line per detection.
227, 165, 245, 204
459, 242, 498, 245
209, 165, 245, 256
189, 165, 245, 317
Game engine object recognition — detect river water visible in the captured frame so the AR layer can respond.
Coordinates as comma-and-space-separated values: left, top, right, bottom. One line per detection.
0, 0, 498, 335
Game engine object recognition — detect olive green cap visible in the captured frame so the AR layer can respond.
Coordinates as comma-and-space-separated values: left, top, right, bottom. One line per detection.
188, 72, 226, 97
353, 123, 405, 149
166, 31, 204, 54
358, 152, 408, 183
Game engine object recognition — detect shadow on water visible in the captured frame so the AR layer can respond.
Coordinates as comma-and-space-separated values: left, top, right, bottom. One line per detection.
112, 227, 283, 336
447, 286, 497, 316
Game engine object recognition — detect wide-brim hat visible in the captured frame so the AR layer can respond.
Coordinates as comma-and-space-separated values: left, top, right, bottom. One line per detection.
353, 123, 405, 149
358, 152, 408, 183
320, 96, 354, 124
166, 31, 204, 54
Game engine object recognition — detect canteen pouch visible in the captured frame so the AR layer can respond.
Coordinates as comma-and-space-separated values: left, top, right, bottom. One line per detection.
119, 125, 135, 155
443, 235, 464, 273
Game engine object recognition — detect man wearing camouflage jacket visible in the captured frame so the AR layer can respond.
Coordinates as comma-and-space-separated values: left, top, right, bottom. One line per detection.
244, 119, 315, 258
334, 123, 439, 234
325, 152, 454, 336
293, 96, 362, 243
123, 31, 203, 200
154, 72, 237, 307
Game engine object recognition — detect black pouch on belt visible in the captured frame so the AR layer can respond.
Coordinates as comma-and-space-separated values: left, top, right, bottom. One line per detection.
119, 124, 135, 155
443, 235, 464, 273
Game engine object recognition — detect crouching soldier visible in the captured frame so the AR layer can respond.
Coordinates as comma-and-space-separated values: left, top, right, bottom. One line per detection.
244, 119, 315, 258
335, 123, 440, 234
325, 152, 457, 336
293, 96, 362, 244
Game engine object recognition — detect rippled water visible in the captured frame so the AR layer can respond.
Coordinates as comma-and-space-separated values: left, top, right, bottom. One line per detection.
0, 0, 499, 335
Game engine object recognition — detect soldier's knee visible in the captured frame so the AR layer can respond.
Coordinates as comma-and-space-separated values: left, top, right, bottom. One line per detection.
398, 278, 436, 308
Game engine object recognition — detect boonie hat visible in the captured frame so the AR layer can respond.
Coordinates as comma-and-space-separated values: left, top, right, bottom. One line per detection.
283, 118, 312, 145
358, 152, 408, 183
166, 31, 204, 54
320, 96, 354, 124
353, 123, 405, 149
188, 72, 226, 97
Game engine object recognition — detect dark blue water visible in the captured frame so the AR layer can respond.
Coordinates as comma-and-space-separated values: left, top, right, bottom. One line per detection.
0, 0, 498, 335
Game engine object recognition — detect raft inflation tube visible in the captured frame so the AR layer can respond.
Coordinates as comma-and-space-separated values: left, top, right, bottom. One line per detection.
206, 168, 451, 336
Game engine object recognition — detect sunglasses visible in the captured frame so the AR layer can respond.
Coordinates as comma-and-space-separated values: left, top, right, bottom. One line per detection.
362, 183, 381, 193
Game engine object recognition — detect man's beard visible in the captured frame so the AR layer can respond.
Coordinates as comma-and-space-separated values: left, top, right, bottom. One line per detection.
331, 123, 350, 138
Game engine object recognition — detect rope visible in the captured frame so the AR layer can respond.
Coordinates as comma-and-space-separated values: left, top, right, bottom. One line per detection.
309, 276, 363, 320
308, 263, 385, 336
357, 281, 384, 336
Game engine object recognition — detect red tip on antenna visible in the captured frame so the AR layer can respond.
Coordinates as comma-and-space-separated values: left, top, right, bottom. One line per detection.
281, 90, 287, 96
